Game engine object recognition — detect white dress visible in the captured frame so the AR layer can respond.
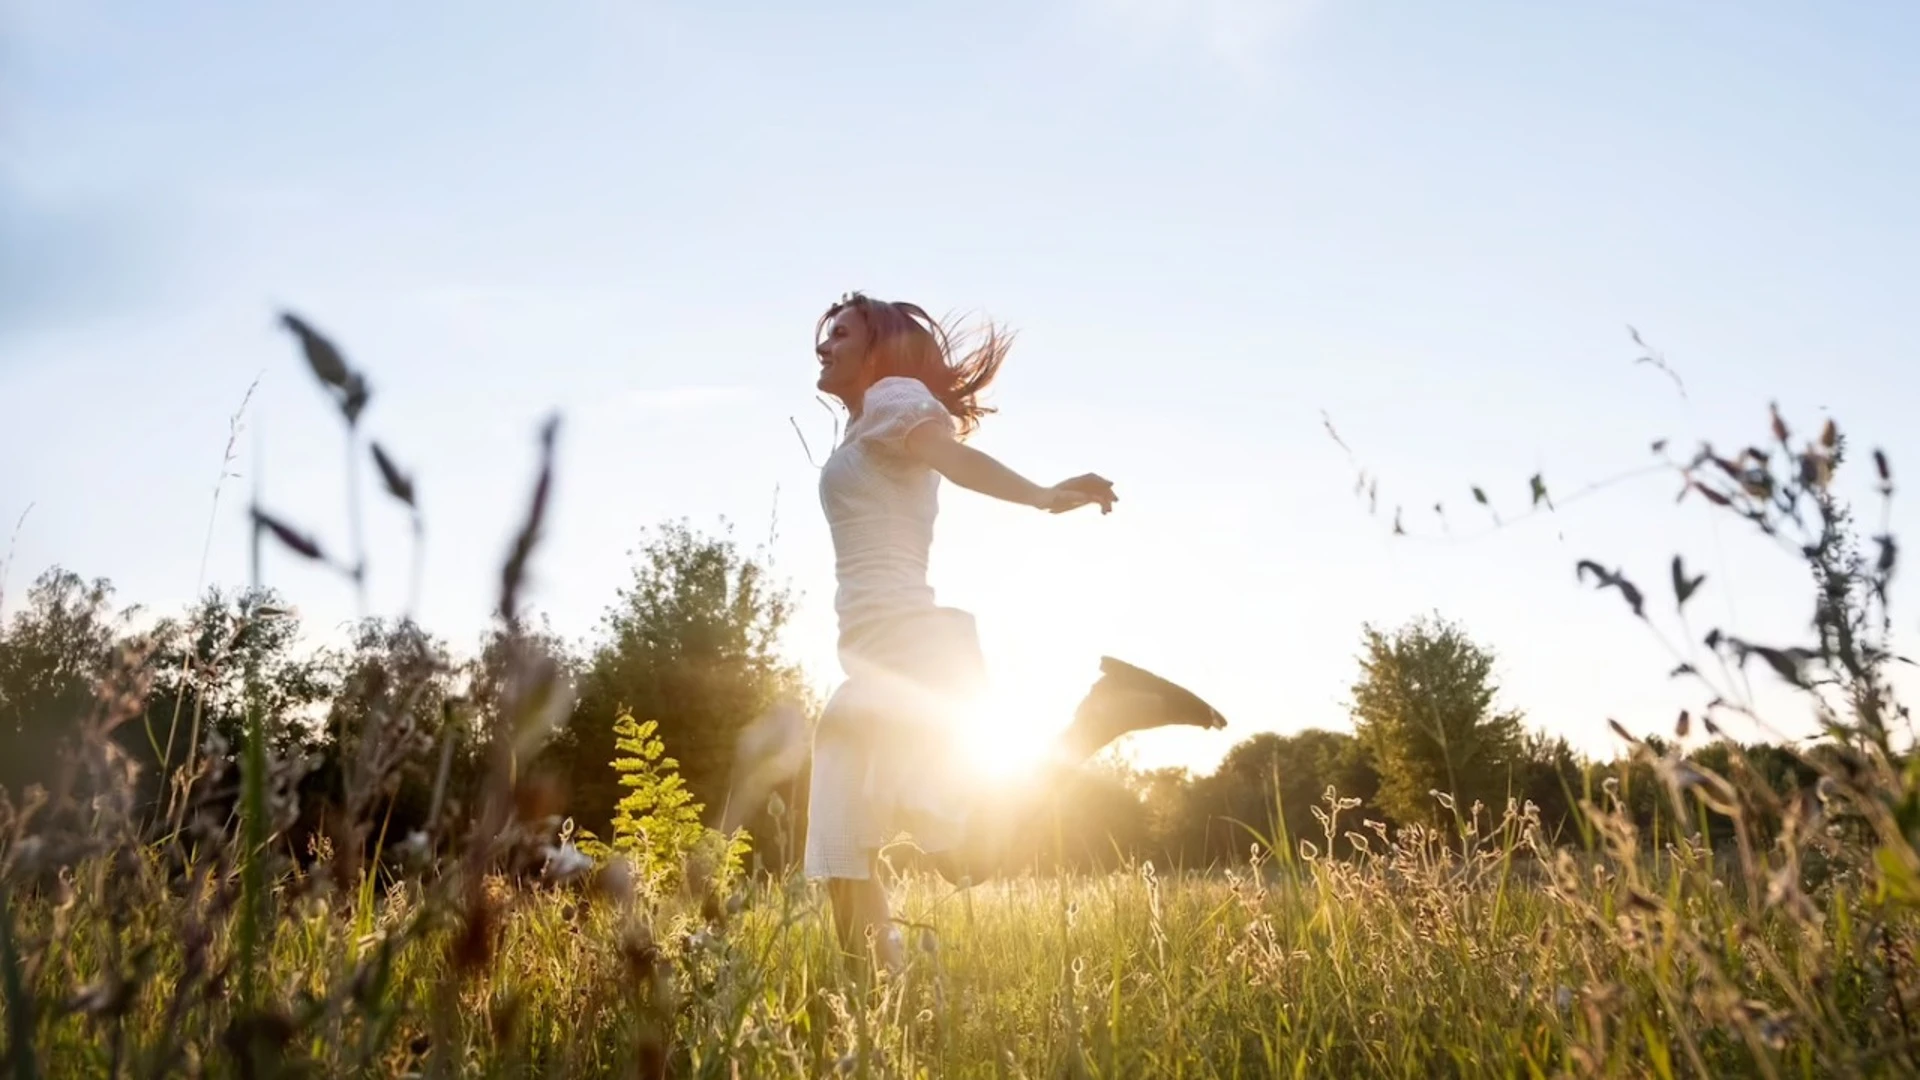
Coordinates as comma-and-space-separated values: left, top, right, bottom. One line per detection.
804, 376, 984, 880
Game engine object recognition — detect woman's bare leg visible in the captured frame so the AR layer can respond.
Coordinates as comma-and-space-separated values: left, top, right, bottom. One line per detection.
827, 856, 902, 973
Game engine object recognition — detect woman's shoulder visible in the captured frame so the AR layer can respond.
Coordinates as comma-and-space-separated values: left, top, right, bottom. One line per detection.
868, 375, 936, 401
857, 376, 952, 448
863, 376, 947, 421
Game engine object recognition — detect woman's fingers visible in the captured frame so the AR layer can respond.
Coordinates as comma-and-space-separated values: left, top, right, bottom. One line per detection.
1055, 474, 1117, 514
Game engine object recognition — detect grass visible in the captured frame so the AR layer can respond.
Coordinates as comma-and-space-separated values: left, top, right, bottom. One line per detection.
3, 316, 1916, 1077
4, 786, 1913, 1077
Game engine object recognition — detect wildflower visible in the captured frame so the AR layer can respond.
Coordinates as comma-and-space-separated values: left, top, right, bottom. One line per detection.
394, 830, 431, 868
1763, 864, 1817, 923
540, 842, 594, 883
1554, 986, 1575, 1013
1430, 790, 1457, 811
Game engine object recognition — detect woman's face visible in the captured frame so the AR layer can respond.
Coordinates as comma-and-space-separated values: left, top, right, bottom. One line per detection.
815, 307, 873, 401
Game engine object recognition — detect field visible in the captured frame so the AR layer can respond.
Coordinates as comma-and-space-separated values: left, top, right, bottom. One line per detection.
6, 781, 1915, 1078
3, 318, 1916, 1078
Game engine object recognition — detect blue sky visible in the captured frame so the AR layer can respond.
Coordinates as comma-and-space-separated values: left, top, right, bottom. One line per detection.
3, 0, 1916, 772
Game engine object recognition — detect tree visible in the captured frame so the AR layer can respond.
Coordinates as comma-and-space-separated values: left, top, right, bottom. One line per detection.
299, 617, 462, 863
140, 587, 333, 811
566, 521, 807, 845
1134, 765, 1198, 865
0, 568, 123, 798
1350, 615, 1525, 828
1180, 729, 1379, 862
1514, 729, 1585, 842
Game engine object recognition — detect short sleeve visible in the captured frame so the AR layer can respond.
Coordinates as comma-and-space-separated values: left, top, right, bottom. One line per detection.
859, 376, 952, 453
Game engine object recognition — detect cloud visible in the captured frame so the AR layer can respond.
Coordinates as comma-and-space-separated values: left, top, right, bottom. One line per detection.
1080, 0, 1324, 76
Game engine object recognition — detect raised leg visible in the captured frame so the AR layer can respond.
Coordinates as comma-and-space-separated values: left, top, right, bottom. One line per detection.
1053, 656, 1227, 764
725, 660, 1225, 891
934, 657, 1226, 885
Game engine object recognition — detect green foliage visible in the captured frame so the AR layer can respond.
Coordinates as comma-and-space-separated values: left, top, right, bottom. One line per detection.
1350, 614, 1526, 826
1149, 729, 1380, 863
565, 519, 807, 853
0, 569, 120, 795
577, 711, 711, 886
144, 587, 330, 757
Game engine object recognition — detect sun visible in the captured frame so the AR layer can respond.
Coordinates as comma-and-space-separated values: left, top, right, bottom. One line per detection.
953, 679, 1077, 779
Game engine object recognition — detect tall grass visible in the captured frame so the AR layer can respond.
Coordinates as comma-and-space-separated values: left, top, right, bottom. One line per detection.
0, 318, 1914, 1076
3, 789, 1910, 1076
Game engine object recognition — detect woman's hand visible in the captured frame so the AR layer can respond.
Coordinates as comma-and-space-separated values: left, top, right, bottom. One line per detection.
1035, 473, 1117, 515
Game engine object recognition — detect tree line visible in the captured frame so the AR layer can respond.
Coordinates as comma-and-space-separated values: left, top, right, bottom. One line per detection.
0, 519, 1826, 876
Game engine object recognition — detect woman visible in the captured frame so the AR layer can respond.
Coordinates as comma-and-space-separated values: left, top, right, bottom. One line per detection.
795, 292, 1225, 969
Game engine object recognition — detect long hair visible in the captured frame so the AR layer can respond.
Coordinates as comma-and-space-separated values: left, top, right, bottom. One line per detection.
816, 291, 1012, 437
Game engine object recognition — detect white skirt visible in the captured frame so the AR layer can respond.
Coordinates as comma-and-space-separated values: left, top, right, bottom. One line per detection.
804, 606, 985, 880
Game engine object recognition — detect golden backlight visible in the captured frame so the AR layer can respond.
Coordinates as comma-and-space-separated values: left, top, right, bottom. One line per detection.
953, 682, 1064, 779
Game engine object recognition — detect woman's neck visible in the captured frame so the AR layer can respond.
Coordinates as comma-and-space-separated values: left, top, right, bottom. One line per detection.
840, 381, 874, 421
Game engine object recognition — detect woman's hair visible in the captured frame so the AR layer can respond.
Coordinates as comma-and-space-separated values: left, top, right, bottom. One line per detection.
817, 291, 1012, 437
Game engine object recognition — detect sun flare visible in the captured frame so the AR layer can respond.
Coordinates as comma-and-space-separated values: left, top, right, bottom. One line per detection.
954, 680, 1074, 779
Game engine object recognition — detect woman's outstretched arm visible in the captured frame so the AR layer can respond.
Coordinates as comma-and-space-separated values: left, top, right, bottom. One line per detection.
906, 423, 1116, 514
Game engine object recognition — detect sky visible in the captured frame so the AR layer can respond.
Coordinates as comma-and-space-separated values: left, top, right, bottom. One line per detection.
3, 0, 1916, 775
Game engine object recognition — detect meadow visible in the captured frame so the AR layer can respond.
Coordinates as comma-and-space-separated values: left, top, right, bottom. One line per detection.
8, 785, 1911, 1077
1, 315, 1915, 1077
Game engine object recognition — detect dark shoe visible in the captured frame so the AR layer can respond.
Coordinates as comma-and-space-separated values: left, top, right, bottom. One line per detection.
1077, 656, 1227, 736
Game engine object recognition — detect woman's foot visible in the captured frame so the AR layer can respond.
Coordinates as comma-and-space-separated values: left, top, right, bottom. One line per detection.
1058, 657, 1226, 763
